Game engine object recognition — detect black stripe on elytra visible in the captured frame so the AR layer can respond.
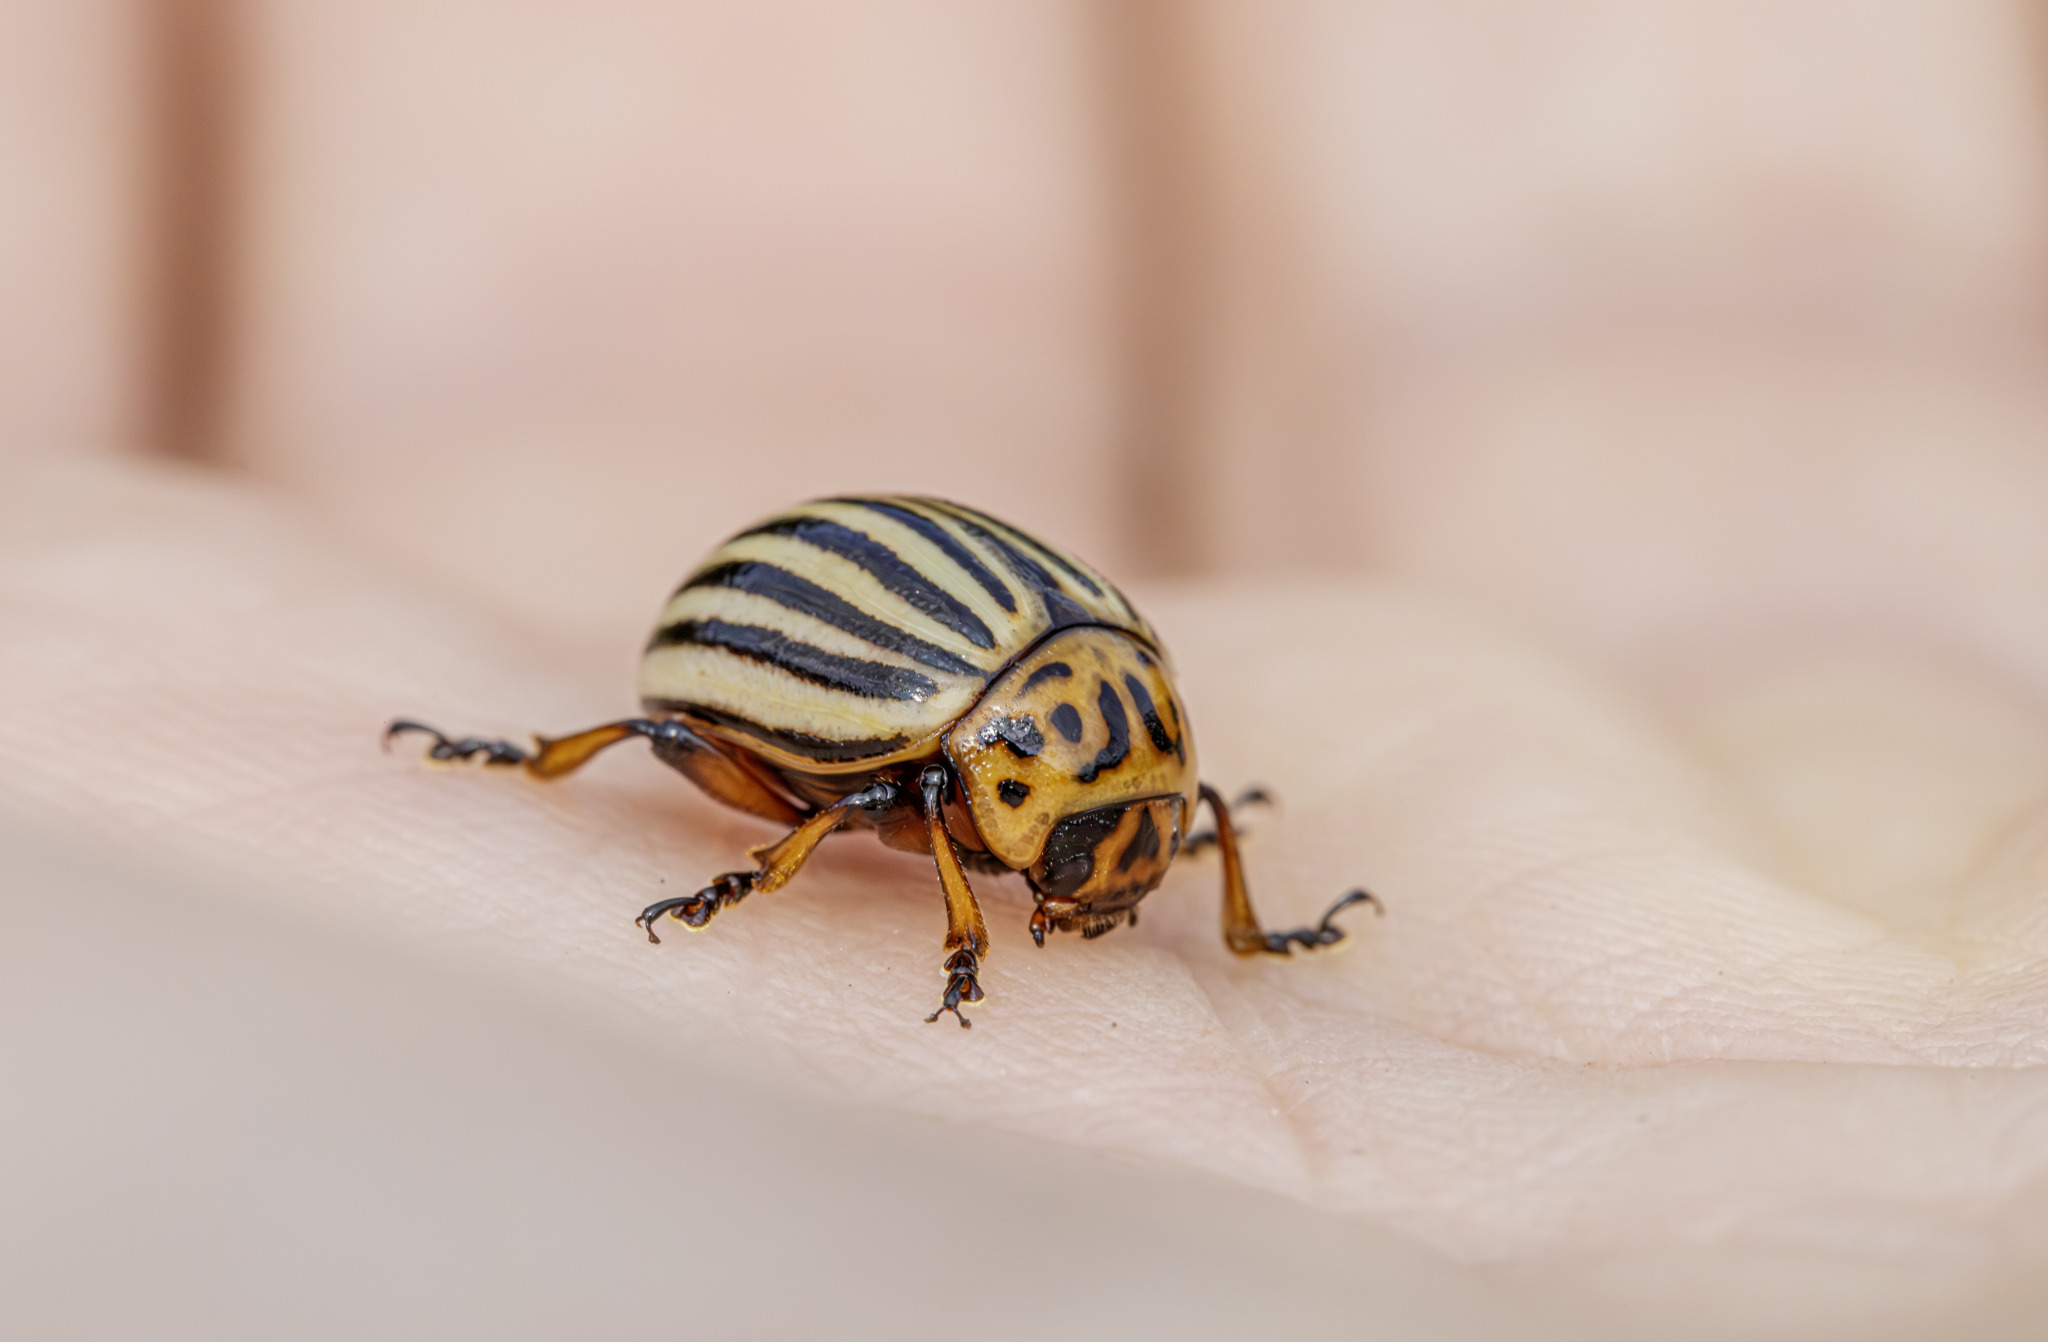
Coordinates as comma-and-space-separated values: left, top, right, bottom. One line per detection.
1049, 702, 1084, 743
935, 510, 1055, 589
943, 502, 1105, 598
1122, 673, 1184, 763
647, 701, 911, 764
740, 515, 996, 649
1078, 679, 1130, 783
836, 499, 1017, 615
677, 562, 980, 677
1020, 537, 1105, 600
651, 620, 938, 701
938, 510, 1095, 630
1022, 661, 1072, 692
1116, 806, 1162, 873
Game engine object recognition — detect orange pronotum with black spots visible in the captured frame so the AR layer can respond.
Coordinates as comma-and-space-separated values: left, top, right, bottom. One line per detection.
388, 496, 1376, 1027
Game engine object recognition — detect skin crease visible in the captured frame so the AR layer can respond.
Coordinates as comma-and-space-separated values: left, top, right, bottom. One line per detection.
10, 1, 2048, 1332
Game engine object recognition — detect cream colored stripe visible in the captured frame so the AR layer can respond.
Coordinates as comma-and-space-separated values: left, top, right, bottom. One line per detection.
866, 498, 1051, 648
654, 583, 984, 689
795, 499, 1041, 651
638, 642, 980, 745
673, 526, 1014, 670
918, 498, 1144, 633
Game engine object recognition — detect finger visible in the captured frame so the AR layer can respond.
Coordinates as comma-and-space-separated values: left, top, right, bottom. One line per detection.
0, 5, 149, 462
221, 2, 1137, 647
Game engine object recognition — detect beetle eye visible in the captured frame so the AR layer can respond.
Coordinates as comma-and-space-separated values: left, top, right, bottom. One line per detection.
1040, 856, 1092, 897
1032, 804, 1128, 899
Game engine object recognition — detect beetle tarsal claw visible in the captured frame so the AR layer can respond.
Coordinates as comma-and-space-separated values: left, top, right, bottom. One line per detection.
1260, 888, 1383, 955
635, 872, 757, 943
924, 948, 985, 1028
384, 718, 532, 767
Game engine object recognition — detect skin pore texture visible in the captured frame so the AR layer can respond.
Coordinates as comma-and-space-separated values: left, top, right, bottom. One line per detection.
9, 359, 2048, 1335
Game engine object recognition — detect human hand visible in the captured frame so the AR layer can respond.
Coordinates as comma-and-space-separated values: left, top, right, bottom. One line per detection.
8, 2, 2048, 1332
9, 409, 2048, 1337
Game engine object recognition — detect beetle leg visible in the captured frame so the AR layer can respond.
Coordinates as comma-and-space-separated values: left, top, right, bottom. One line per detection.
635, 871, 755, 941
918, 764, 988, 1028
643, 718, 807, 826
747, 780, 896, 892
386, 715, 803, 825
1199, 783, 1380, 956
635, 781, 897, 944
384, 718, 541, 768
1182, 785, 1274, 856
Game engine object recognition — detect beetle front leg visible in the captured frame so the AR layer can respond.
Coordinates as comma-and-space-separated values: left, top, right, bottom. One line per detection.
918, 764, 989, 1028
1199, 783, 1381, 955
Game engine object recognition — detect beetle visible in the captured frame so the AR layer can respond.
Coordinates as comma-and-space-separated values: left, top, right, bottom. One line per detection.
388, 495, 1377, 1026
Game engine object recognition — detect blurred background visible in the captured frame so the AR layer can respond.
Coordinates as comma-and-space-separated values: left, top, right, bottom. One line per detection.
11, 0, 2048, 658
12, 4, 2048, 1336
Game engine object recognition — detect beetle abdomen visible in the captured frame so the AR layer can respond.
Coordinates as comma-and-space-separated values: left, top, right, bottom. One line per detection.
639, 497, 1153, 771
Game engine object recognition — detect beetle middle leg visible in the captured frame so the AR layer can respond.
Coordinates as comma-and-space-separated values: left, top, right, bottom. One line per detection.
918, 764, 989, 1028
635, 780, 898, 943
1200, 783, 1381, 956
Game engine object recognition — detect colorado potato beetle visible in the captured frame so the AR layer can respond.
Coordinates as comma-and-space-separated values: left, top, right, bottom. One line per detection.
389, 496, 1376, 1026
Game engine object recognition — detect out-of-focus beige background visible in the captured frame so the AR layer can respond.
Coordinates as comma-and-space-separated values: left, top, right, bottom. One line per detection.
12, 3, 2048, 1337
16, 1, 2048, 639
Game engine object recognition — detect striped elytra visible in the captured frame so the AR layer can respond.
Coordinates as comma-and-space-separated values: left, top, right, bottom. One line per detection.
388, 494, 1375, 1029
639, 496, 1160, 771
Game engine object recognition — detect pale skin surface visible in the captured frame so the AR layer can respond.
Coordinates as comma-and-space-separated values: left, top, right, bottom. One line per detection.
9, 2, 2048, 1329
8, 422, 2048, 1331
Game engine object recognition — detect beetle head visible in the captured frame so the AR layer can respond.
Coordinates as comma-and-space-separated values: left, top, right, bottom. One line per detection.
944, 627, 1198, 880
1025, 796, 1182, 944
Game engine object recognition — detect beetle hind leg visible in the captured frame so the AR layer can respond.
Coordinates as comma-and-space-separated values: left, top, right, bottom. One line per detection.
388, 714, 807, 831
385, 715, 683, 780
